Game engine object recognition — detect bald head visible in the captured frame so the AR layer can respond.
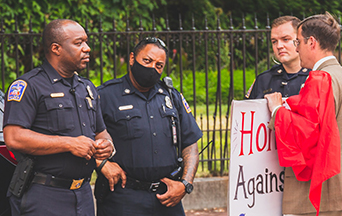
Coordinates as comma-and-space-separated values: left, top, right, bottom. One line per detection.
42, 19, 81, 55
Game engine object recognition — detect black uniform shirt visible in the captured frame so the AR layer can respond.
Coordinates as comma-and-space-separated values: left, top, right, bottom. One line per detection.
246, 64, 310, 99
98, 75, 203, 182
3, 61, 106, 179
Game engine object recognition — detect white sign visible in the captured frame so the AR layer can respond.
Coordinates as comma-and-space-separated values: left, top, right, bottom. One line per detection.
228, 99, 283, 216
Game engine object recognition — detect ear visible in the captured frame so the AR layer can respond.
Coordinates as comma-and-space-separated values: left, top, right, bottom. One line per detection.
309, 37, 317, 50
129, 52, 135, 66
50, 42, 61, 56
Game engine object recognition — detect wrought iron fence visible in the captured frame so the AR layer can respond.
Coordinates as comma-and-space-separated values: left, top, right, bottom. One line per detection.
1, 15, 341, 176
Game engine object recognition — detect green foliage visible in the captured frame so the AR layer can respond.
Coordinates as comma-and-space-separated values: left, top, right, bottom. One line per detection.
162, 68, 255, 106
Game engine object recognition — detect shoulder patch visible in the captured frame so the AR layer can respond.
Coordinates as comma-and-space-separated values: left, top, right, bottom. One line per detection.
245, 79, 255, 98
8, 80, 27, 102
181, 93, 192, 113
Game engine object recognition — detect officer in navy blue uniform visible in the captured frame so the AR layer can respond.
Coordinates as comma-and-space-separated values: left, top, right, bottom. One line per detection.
96, 37, 202, 216
3, 19, 114, 216
247, 64, 310, 99
246, 16, 310, 99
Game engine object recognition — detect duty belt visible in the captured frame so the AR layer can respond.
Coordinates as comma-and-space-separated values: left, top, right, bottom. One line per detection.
32, 172, 90, 190
125, 176, 161, 192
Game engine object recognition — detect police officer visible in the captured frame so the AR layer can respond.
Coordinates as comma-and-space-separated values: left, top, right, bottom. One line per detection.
246, 16, 310, 99
96, 37, 202, 216
3, 19, 114, 216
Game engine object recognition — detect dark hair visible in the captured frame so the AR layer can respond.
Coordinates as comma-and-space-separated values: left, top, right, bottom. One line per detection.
272, 16, 301, 30
133, 37, 168, 59
298, 12, 340, 52
42, 19, 78, 55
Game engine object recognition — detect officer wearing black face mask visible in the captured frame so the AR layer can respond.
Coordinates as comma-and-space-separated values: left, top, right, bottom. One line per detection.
96, 37, 202, 216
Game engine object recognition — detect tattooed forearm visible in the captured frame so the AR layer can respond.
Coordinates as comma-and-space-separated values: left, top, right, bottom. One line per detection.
181, 143, 199, 183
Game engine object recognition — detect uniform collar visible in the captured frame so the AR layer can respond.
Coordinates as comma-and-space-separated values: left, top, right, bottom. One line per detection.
41, 60, 82, 87
272, 64, 309, 76
122, 75, 167, 98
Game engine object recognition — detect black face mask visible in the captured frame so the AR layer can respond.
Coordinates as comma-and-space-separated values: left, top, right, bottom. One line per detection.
130, 60, 162, 88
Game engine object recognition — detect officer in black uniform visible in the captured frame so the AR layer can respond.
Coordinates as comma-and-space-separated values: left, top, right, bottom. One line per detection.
247, 64, 310, 99
3, 19, 114, 216
246, 16, 310, 99
96, 37, 202, 216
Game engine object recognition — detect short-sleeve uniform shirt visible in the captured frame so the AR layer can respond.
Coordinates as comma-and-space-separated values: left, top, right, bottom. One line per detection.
98, 75, 203, 182
3, 61, 106, 179
246, 64, 310, 99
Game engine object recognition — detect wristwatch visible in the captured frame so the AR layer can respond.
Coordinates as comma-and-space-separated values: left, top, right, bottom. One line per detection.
181, 179, 194, 194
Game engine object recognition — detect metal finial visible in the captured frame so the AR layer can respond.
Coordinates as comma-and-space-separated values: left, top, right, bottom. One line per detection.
205, 15, 208, 30
179, 14, 183, 30
216, 14, 221, 30
126, 14, 130, 32
139, 15, 143, 31
266, 13, 270, 30
254, 13, 258, 30
113, 18, 117, 32
229, 14, 233, 30
192, 13, 196, 30
166, 14, 170, 31
152, 14, 156, 31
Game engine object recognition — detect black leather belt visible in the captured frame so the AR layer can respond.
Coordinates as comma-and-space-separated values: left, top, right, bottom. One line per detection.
32, 172, 90, 190
125, 176, 161, 192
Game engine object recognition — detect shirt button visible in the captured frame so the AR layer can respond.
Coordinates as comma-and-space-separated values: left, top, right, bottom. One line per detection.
153, 132, 157, 136
59, 104, 63, 108
150, 116, 154, 119
126, 115, 130, 119
79, 104, 82, 108
154, 150, 158, 154
82, 123, 86, 127
86, 162, 88, 165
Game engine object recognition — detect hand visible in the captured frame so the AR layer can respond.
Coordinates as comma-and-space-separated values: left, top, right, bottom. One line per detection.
264, 92, 283, 113
101, 161, 126, 191
70, 136, 96, 160
156, 178, 186, 207
94, 139, 114, 160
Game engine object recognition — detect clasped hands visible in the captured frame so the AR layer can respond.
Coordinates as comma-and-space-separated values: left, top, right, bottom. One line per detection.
70, 136, 114, 160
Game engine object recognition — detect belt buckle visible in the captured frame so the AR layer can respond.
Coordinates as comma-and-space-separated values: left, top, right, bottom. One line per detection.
149, 182, 160, 192
70, 178, 84, 190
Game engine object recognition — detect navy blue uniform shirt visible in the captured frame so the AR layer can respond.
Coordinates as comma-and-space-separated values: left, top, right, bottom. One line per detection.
246, 64, 310, 99
98, 75, 202, 182
3, 61, 106, 179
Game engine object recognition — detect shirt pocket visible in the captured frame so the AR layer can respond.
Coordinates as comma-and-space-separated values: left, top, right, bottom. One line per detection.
44, 97, 75, 132
113, 109, 143, 140
159, 106, 178, 137
85, 98, 96, 131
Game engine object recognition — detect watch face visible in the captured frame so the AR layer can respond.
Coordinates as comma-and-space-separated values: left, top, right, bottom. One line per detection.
186, 183, 193, 193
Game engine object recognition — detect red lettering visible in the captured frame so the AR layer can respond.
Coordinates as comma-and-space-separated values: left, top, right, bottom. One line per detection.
239, 111, 255, 156
256, 123, 267, 152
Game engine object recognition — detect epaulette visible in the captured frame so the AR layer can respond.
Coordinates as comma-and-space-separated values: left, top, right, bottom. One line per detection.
97, 78, 123, 90
22, 67, 44, 80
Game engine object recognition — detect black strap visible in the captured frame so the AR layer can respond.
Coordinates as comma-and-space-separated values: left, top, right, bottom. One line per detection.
97, 159, 108, 172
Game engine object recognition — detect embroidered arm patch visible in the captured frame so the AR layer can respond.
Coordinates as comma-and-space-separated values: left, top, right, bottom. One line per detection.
8, 80, 27, 102
181, 93, 191, 113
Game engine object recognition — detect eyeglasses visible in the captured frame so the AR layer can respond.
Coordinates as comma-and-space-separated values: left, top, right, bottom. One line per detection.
135, 37, 168, 53
293, 37, 310, 47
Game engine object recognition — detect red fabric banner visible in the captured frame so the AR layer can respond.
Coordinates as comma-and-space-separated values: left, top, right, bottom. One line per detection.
274, 71, 340, 215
